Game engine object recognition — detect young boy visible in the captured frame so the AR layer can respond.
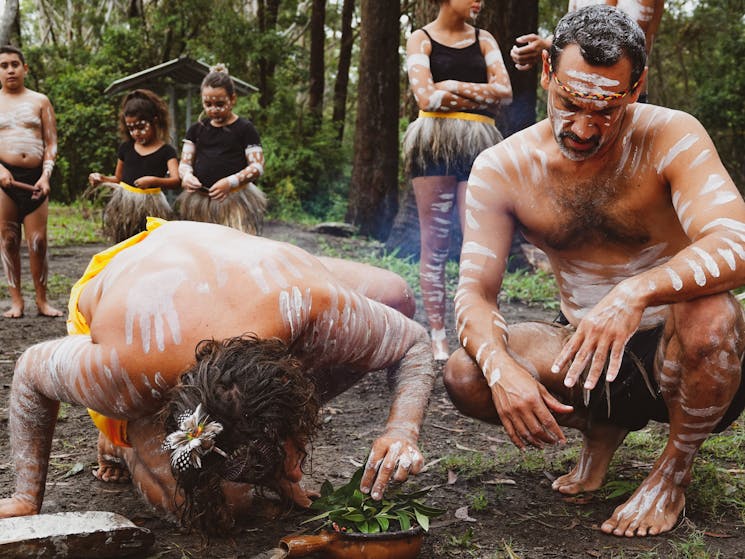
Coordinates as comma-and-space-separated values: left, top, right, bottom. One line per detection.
0, 45, 61, 318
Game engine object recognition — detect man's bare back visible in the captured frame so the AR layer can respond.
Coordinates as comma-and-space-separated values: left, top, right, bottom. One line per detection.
0, 220, 434, 533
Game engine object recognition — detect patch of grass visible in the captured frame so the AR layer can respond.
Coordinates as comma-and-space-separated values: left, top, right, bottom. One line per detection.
689, 460, 745, 519
447, 527, 477, 553
469, 489, 489, 511
700, 421, 745, 464
0, 272, 73, 300
440, 452, 499, 481
48, 201, 105, 246
499, 268, 559, 311
668, 528, 721, 559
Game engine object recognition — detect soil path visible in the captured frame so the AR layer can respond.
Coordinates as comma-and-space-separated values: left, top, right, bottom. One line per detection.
1, 221, 743, 558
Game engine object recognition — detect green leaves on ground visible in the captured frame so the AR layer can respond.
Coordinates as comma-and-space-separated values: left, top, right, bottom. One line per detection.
302, 466, 445, 534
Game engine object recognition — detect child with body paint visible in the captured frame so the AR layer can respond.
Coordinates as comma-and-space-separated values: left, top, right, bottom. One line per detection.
403, 0, 512, 360
446, 5, 745, 538
176, 64, 266, 234
88, 89, 178, 243
0, 45, 61, 318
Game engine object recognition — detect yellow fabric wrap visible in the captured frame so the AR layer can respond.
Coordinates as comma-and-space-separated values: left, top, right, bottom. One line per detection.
119, 181, 162, 195
66, 216, 166, 448
418, 110, 495, 126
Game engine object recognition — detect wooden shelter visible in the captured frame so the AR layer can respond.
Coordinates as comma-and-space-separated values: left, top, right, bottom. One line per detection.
104, 56, 258, 144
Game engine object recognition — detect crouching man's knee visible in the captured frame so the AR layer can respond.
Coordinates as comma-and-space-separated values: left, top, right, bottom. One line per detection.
443, 348, 499, 422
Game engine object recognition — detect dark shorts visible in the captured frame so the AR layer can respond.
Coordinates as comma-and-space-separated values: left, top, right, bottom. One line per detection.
411, 157, 474, 183
0, 163, 46, 221
554, 313, 745, 432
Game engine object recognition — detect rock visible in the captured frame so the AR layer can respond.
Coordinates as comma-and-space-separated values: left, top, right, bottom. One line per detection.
0, 511, 154, 558
311, 222, 358, 237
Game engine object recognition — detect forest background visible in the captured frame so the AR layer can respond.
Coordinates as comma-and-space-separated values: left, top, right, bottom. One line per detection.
0, 0, 743, 248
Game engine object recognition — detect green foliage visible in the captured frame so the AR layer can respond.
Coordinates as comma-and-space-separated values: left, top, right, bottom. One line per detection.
302, 466, 445, 534
669, 528, 722, 559
439, 453, 499, 481
499, 268, 560, 311
48, 201, 105, 246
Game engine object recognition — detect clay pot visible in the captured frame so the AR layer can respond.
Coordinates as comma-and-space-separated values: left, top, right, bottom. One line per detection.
279, 527, 424, 559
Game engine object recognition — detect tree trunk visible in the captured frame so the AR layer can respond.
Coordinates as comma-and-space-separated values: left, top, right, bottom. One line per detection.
257, 0, 282, 108
308, 0, 326, 127
479, 0, 538, 137
0, 0, 20, 46
346, 0, 400, 240
332, 0, 355, 141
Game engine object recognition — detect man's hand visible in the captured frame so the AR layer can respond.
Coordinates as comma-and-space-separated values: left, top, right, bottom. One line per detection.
490, 361, 573, 449
510, 34, 550, 71
0, 496, 37, 518
360, 433, 424, 501
276, 478, 320, 509
32, 177, 50, 199
0, 165, 13, 188
552, 283, 645, 391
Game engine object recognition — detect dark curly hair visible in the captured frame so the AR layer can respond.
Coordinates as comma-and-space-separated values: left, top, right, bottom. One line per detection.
161, 334, 319, 535
118, 89, 171, 143
550, 5, 647, 88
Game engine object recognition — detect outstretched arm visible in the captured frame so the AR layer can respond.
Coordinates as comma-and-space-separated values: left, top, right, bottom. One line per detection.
0, 336, 157, 517
455, 144, 573, 449
293, 283, 435, 499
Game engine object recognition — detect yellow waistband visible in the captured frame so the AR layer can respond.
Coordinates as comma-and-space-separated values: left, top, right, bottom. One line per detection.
120, 181, 162, 195
418, 110, 495, 126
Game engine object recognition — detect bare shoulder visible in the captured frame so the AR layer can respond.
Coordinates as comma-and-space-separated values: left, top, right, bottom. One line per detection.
407, 28, 431, 51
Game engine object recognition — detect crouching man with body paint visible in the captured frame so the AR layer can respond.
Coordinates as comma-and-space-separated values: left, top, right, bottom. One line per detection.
444, 5, 745, 538
0, 219, 431, 534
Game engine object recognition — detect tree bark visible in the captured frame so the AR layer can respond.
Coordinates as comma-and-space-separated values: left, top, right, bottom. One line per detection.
308, 0, 326, 127
257, 0, 282, 108
479, 0, 538, 137
346, 0, 400, 240
332, 0, 355, 141
0, 0, 20, 46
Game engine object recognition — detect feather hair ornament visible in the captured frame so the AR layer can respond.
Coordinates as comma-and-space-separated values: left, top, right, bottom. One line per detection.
163, 404, 228, 472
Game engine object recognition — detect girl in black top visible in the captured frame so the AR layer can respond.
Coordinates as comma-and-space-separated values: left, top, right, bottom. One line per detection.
403, 0, 513, 361
88, 89, 178, 242
176, 65, 266, 234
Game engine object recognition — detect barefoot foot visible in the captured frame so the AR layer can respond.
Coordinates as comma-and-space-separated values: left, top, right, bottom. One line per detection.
600, 469, 686, 537
36, 301, 63, 317
3, 302, 24, 318
552, 423, 628, 495
94, 432, 131, 483
0, 496, 38, 518
93, 454, 131, 483
431, 328, 449, 361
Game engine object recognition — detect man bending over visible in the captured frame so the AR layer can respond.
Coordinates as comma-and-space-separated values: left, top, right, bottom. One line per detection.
0, 219, 432, 534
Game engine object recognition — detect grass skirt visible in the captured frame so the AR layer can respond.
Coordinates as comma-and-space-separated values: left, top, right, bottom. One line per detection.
175, 183, 266, 234
402, 116, 503, 177
101, 183, 174, 243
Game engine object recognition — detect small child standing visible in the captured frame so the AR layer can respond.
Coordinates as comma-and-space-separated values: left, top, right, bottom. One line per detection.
88, 89, 178, 242
176, 64, 266, 234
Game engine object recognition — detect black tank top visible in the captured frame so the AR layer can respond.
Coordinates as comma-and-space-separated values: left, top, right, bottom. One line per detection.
422, 28, 488, 84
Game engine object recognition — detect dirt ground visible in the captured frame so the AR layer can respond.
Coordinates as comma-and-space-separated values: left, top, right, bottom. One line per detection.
1, 221, 744, 559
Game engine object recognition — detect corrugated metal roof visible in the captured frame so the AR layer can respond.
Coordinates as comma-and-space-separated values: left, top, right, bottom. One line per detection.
104, 56, 258, 96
